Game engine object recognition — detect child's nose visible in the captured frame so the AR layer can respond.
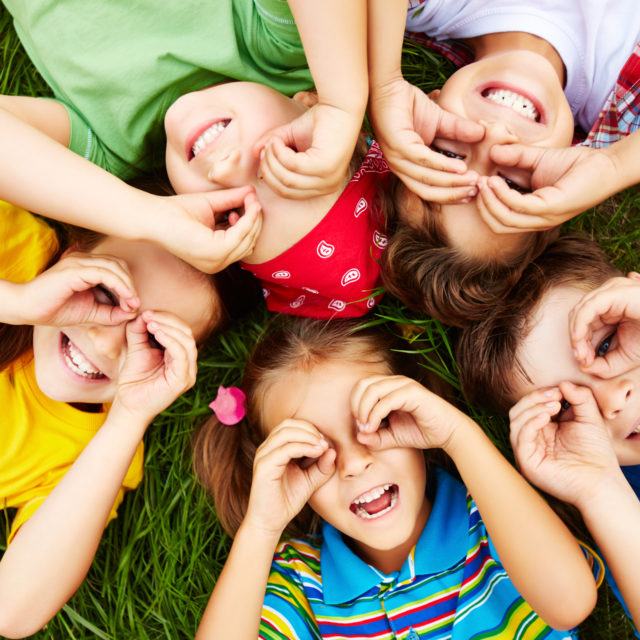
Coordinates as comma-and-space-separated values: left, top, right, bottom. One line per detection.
207, 149, 245, 186
338, 442, 374, 479
86, 323, 127, 361
469, 120, 518, 175
593, 376, 634, 421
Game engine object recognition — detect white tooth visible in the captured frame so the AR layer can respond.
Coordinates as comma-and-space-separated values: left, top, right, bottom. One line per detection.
192, 121, 229, 158
485, 89, 539, 121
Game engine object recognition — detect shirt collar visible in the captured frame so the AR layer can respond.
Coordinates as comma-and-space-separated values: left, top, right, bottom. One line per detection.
321, 468, 470, 605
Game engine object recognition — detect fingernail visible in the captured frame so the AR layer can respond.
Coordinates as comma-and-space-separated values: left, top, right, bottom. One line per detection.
356, 420, 368, 432
545, 401, 558, 408
259, 149, 265, 161
460, 198, 470, 204
544, 389, 555, 398
468, 188, 477, 197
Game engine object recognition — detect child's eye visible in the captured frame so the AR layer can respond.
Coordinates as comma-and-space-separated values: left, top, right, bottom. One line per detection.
431, 145, 465, 160
93, 284, 118, 306
147, 331, 165, 351
596, 332, 616, 358
553, 398, 573, 423
498, 173, 531, 194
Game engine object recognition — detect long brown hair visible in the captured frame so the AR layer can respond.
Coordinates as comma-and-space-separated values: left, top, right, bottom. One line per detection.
192, 316, 447, 538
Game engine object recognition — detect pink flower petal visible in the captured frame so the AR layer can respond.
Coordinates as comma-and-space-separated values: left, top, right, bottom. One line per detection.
209, 386, 246, 425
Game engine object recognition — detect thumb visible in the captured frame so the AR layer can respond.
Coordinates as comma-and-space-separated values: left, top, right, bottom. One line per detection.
356, 428, 400, 451
124, 315, 149, 349
489, 143, 544, 170
91, 304, 136, 326
306, 449, 336, 490
559, 382, 601, 423
436, 109, 485, 143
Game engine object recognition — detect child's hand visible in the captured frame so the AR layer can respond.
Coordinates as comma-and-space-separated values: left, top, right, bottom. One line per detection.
243, 419, 336, 537
15, 253, 139, 326
368, 78, 483, 202
111, 311, 197, 422
475, 143, 615, 232
156, 187, 262, 273
509, 382, 619, 507
351, 375, 464, 452
253, 102, 362, 199
570, 274, 640, 377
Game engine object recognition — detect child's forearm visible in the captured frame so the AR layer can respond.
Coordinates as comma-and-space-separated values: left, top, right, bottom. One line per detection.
0, 106, 156, 241
195, 522, 281, 640
0, 280, 28, 325
287, 0, 368, 115
602, 129, 640, 194
0, 406, 147, 638
445, 418, 597, 630
577, 473, 640, 630
367, 0, 407, 89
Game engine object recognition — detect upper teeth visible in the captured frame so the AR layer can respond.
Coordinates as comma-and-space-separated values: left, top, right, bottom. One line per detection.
64, 337, 103, 378
630, 425, 640, 436
484, 89, 539, 121
191, 120, 229, 158
353, 484, 392, 505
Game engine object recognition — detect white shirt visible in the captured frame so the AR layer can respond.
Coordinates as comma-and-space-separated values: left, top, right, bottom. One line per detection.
406, 0, 640, 131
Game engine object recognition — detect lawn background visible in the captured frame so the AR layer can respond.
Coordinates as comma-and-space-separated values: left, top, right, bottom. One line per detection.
1, 6, 638, 639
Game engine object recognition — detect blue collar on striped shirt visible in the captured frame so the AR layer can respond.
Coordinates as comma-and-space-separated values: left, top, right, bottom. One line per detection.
320, 468, 471, 605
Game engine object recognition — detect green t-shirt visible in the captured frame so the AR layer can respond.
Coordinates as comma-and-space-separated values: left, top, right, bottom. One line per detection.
4, 0, 312, 177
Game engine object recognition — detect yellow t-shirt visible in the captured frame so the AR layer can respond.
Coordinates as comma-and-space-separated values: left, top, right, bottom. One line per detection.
0, 203, 144, 543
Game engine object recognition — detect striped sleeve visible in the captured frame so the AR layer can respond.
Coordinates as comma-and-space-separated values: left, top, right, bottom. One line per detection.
259, 540, 323, 640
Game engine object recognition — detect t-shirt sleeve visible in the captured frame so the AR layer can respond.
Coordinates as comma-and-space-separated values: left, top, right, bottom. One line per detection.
7, 440, 144, 545
0, 203, 58, 281
259, 563, 322, 640
52, 97, 131, 177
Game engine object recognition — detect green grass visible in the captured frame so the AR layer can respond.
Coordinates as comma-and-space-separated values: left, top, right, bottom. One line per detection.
1, 10, 639, 640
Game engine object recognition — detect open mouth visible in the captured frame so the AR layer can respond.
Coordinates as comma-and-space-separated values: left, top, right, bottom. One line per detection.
61, 334, 106, 380
350, 484, 398, 520
482, 88, 540, 122
626, 422, 640, 439
189, 119, 231, 160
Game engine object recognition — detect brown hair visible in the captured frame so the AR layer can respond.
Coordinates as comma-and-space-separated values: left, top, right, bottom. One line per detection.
192, 316, 447, 538
382, 191, 558, 328
456, 234, 621, 415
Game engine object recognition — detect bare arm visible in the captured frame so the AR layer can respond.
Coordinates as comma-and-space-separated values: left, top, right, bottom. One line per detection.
353, 375, 597, 630
0, 95, 70, 145
0, 106, 263, 273
255, 0, 367, 198
0, 313, 198, 638
510, 383, 640, 631
196, 420, 335, 639
366, 0, 483, 202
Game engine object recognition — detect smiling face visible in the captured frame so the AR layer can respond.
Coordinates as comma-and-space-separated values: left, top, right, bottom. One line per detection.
512, 284, 640, 465
262, 358, 429, 571
411, 50, 574, 260
32, 237, 216, 404
164, 82, 308, 194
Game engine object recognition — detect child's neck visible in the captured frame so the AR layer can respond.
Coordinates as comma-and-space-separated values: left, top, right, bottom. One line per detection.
243, 181, 346, 264
464, 31, 566, 87
347, 497, 431, 575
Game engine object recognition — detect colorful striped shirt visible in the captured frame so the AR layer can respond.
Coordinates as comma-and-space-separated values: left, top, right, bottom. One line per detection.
259, 469, 585, 639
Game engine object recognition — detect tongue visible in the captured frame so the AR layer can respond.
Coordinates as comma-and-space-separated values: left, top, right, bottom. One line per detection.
362, 489, 391, 515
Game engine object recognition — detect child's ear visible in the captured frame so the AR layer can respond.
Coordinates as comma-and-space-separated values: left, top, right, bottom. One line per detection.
427, 89, 441, 102
292, 90, 319, 109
